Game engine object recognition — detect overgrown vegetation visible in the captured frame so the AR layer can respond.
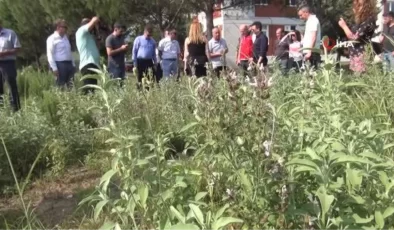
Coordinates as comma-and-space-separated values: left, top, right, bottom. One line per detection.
2, 50, 394, 229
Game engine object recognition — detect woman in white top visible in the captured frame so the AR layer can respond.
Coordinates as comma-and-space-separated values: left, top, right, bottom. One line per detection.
288, 30, 303, 72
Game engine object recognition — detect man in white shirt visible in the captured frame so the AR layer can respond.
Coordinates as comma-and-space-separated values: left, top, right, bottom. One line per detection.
208, 27, 228, 77
298, 6, 321, 69
46, 19, 75, 88
158, 29, 181, 79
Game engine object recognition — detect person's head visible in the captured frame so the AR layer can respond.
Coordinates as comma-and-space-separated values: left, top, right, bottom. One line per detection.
168, 29, 177, 40
384, 11, 394, 25
81, 18, 91, 26
113, 22, 125, 37
188, 17, 204, 44
291, 30, 301, 42
239, 24, 249, 36
54, 19, 68, 36
144, 24, 153, 37
250, 21, 263, 35
212, 27, 221, 40
276, 28, 284, 39
164, 29, 170, 37
353, 0, 376, 24
298, 6, 311, 21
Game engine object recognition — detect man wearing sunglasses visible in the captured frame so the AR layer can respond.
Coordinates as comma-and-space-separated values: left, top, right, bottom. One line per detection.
47, 19, 75, 89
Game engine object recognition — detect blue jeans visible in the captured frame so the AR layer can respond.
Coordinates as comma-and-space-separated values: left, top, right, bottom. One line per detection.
108, 62, 126, 80
108, 62, 126, 87
383, 52, 394, 73
161, 59, 178, 79
55, 61, 74, 88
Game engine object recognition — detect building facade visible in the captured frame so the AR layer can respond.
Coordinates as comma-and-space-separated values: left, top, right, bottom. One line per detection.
199, 0, 302, 67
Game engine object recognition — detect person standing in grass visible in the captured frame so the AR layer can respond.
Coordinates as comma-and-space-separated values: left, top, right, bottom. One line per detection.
208, 27, 228, 78
274, 28, 290, 75
184, 18, 210, 78
105, 22, 128, 86
132, 24, 157, 89
236, 24, 253, 77
47, 19, 75, 89
338, 0, 376, 73
250, 21, 269, 70
0, 23, 21, 111
380, 12, 394, 73
76, 17, 101, 94
158, 28, 181, 80
298, 6, 321, 70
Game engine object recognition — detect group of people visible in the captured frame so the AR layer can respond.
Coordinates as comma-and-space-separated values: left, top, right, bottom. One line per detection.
0, 0, 394, 111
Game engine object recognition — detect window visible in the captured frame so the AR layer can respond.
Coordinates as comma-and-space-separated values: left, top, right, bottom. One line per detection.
254, 0, 268, 5
386, 0, 394, 12
289, 0, 297, 6
284, 25, 297, 31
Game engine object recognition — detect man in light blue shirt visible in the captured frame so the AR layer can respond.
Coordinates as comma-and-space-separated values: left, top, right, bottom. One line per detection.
76, 16, 100, 94
158, 29, 181, 79
132, 25, 157, 87
0, 25, 21, 111
208, 27, 228, 78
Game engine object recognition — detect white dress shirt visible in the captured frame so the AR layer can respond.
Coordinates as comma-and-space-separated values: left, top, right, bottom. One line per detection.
46, 31, 74, 71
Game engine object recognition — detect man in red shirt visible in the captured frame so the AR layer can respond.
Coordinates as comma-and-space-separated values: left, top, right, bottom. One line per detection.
236, 24, 253, 76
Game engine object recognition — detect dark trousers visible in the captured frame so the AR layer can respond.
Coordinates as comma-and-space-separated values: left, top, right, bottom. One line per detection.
108, 61, 126, 87
81, 63, 99, 94
55, 61, 74, 88
0, 60, 20, 111
214, 66, 227, 78
136, 59, 157, 84
287, 58, 302, 72
305, 52, 321, 69
238, 60, 249, 77
186, 64, 206, 78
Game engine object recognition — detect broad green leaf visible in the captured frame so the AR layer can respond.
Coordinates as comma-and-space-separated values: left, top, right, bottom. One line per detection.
212, 217, 244, 230
189, 204, 205, 226
306, 147, 322, 160
383, 207, 394, 218
238, 169, 253, 196
346, 168, 363, 190
331, 142, 346, 152
214, 204, 230, 221
195, 192, 208, 202
375, 211, 384, 229
352, 214, 373, 224
180, 122, 199, 133
138, 184, 149, 209
100, 169, 118, 185
99, 221, 116, 230
170, 206, 186, 224
94, 200, 109, 221
316, 186, 334, 218
165, 224, 200, 230
286, 159, 320, 171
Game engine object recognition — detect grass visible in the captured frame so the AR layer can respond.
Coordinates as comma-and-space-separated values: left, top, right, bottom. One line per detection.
2, 51, 394, 229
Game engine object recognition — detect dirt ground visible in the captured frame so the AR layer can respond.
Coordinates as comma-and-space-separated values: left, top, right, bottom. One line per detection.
0, 167, 101, 228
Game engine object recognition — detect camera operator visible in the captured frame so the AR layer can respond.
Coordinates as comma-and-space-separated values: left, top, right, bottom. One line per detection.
76, 16, 101, 94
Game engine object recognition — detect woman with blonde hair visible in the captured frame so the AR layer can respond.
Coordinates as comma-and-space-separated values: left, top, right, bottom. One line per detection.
184, 18, 210, 77
338, 0, 377, 73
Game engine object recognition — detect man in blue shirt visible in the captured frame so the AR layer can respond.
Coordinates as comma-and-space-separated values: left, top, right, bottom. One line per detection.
133, 25, 157, 88
0, 24, 21, 111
